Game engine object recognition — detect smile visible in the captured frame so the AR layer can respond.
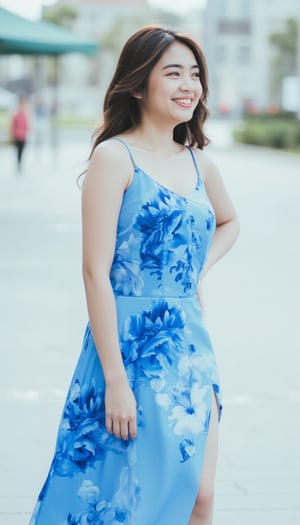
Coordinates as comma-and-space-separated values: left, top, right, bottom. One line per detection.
172, 98, 193, 107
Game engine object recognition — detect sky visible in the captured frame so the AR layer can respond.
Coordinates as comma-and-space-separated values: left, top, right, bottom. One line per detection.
0, 0, 207, 20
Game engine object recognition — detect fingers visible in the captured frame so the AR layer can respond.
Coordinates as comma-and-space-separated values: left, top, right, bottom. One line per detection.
128, 417, 137, 440
120, 416, 137, 440
104, 383, 137, 440
120, 419, 129, 441
105, 415, 137, 440
105, 416, 113, 435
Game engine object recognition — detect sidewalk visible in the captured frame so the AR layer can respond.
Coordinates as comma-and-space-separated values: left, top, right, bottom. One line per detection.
1, 128, 300, 524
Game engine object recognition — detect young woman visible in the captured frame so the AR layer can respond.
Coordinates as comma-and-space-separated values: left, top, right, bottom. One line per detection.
30, 26, 239, 525
10, 95, 29, 172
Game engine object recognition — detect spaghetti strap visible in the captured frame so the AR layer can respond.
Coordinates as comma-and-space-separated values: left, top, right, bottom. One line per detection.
109, 137, 137, 169
187, 146, 202, 185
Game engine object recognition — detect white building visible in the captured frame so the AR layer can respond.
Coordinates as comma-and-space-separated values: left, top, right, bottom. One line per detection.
43, 0, 149, 115
204, 0, 299, 116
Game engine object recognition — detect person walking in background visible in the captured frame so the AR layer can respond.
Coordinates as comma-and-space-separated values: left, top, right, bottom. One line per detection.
29, 25, 239, 525
10, 95, 29, 172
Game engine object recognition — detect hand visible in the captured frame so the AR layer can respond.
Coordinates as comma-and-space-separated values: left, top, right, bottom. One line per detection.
105, 379, 137, 440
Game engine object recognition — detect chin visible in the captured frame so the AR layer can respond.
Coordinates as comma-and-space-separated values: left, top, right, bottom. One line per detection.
175, 108, 194, 121
173, 114, 193, 126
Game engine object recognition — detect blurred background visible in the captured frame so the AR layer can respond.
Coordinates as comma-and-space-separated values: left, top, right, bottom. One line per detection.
0, 1, 300, 524
0, 0, 299, 148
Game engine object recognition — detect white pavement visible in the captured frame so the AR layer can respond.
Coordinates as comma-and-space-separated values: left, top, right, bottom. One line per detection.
0, 125, 300, 525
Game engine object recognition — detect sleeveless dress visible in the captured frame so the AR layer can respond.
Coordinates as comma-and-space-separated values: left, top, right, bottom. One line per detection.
30, 138, 222, 525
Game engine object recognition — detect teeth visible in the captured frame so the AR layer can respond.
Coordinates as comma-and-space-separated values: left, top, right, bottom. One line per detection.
174, 98, 192, 104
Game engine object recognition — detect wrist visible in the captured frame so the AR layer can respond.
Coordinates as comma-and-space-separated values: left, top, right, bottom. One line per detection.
104, 371, 128, 387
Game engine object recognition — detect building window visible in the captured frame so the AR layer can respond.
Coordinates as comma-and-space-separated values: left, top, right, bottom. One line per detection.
218, 19, 251, 34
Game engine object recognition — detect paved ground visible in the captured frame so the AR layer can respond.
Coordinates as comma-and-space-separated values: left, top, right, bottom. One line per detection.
0, 124, 300, 524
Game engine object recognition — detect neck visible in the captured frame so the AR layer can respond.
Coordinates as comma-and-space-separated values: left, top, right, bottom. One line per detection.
129, 119, 181, 154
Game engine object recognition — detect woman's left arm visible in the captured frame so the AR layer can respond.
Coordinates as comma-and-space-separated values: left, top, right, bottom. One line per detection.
199, 153, 240, 281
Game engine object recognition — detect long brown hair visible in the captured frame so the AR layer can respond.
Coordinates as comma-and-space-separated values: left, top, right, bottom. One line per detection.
90, 25, 210, 157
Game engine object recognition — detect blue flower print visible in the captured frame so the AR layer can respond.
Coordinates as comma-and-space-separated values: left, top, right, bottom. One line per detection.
133, 189, 187, 281
179, 438, 196, 463
170, 247, 193, 293
206, 210, 215, 231
110, 235, 144, 296
67, 480, 109, 524
68, 445, 139, 525
121, 300, 185, 386
190, 215, 202, 251
53, 380, 126, 476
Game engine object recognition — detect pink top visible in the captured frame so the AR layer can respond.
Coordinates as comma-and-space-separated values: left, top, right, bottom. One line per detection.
11, 110, 29, 141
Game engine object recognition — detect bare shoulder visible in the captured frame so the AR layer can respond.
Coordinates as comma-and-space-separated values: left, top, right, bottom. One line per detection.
192, 148, 221, 184
84, 139, 134, 190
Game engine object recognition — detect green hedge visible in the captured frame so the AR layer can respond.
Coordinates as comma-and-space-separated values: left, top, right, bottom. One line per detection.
0, 109, 10, 130
234, 117, 300, 150
242, 111, 297, 121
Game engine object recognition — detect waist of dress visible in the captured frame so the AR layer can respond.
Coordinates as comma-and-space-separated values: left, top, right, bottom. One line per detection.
113, 292, 199, 300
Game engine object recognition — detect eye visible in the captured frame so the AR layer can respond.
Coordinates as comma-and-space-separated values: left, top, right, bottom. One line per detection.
166, 70, 180, 77
192, 71, 200, 78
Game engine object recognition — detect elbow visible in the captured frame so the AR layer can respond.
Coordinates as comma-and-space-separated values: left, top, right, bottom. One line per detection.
82, 261, 111, 288
82, 264, 91, 284
217, 214, 240, 244
82, 262, 100, 286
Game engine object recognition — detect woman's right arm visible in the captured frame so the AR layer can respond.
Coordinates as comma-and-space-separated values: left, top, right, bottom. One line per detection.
81, 141, 137, 441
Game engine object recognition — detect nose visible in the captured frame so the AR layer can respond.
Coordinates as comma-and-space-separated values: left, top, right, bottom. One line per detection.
179, 74, 194, 91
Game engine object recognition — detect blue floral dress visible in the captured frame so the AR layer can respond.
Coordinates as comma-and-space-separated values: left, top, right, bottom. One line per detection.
30, 138, 222, 525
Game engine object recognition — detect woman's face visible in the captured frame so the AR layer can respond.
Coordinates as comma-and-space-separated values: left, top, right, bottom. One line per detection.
140, 41, 203, 126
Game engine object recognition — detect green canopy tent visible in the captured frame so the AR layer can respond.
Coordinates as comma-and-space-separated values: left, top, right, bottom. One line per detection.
0, 6, 98, 55
0, 6, 98, 145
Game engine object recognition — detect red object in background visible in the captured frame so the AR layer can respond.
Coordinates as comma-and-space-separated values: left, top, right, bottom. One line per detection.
11, 107, 28, 141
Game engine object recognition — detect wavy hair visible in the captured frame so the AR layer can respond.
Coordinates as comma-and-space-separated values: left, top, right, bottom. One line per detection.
90, 25, 210, 157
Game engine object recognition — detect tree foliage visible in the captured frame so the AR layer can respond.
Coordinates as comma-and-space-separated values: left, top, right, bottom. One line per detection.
270, 18, 297, 75
100, 9, 182, 54
42, 3, 78, 29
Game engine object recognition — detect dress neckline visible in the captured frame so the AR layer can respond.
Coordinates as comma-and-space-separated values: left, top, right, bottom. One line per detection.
110, 137, 202, 200
134, 166, 200, 200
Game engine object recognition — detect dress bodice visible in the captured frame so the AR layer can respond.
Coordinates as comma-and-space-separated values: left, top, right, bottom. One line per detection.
109, 140, 216, 298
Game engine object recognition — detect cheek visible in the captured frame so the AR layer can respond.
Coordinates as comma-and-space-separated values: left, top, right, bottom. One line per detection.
197, 83, 203, 99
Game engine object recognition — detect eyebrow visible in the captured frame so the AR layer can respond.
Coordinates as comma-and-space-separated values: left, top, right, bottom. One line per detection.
162, 63, 200, 70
